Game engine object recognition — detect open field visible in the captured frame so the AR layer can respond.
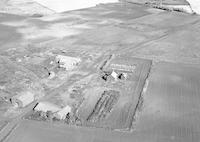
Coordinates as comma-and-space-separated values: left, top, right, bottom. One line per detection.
0, 0, 55, 16
0, 1, 200, 142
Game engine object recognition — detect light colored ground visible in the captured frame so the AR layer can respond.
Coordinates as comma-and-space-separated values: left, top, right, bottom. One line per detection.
0, 1, 200, 142
0, 0, 55, 16
34, 0, 119, 12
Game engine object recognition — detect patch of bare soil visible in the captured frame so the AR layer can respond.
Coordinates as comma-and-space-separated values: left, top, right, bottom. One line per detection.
0, 56, 44, 119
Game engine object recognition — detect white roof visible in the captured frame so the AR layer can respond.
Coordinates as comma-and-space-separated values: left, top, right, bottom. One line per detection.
34, 101, 61, 113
